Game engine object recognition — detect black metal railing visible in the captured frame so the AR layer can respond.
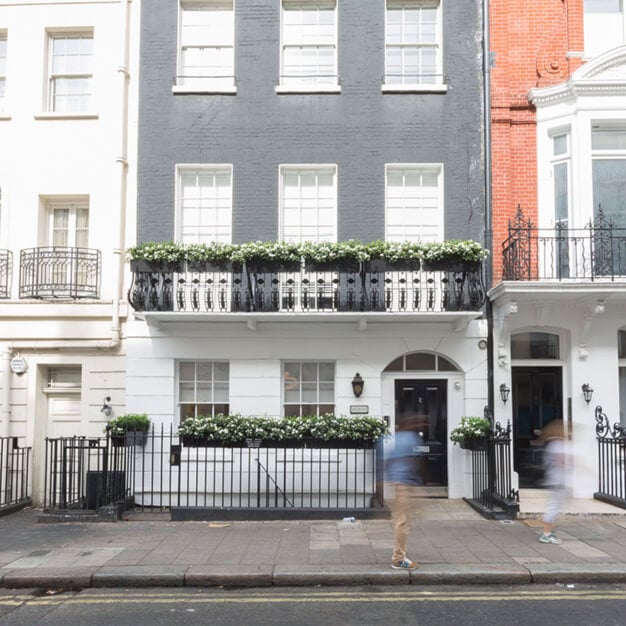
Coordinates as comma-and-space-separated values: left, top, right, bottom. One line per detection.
503, 206, 626, 281
43, 427, 384, 517
0, 250, 11, 299
465, 422, 519, 519
594, 406, 626, 509
128, 261, 485, 314
19, 247, 101, 299
0, 437, 31, 512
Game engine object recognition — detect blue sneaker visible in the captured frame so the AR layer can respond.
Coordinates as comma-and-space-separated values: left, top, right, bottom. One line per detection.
391, 558, 418, 570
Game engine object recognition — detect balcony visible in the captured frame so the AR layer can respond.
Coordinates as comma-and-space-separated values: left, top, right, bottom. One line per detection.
128, 259, 486, 317
19, 247, 101, 299
0, 250, 11, 299
502, 208, 626, 282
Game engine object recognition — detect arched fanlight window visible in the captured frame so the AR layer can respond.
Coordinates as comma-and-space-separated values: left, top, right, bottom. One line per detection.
511, 332, 560, 360
383, 352, 459, 372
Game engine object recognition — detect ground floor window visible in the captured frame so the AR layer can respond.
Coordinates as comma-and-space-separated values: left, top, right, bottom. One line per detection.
283, 361, 335, 417
178, 361, 229, 420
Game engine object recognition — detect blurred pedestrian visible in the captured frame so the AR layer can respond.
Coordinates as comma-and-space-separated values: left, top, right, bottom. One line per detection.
537, 420, 571, 544
386, 415, 425, 569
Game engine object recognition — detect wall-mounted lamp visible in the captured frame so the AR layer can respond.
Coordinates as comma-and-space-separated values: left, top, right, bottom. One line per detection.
101, 396, 112, 417
499, 383, 511, 404
581, 383, 594, 405
351, 372, 364, 398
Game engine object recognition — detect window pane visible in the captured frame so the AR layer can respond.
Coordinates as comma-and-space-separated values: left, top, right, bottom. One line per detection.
437, 356, 458, 371
619, 330, 626, 359
405, 352, 436, 370
384, 356, 404, 371
511, 332, 560, 359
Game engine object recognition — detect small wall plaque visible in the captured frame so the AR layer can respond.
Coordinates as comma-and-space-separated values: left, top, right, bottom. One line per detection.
349, 405, 369, 414
9, 356, 28, 375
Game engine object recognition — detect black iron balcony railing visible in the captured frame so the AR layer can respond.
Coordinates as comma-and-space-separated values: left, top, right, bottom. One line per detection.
503, 206, 626, 281
19, 247, 101, 299
128, 260, 485, 314
0, 250, 11, 299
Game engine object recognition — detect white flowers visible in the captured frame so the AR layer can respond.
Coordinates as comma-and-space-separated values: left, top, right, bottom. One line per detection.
449, 416, 491, 444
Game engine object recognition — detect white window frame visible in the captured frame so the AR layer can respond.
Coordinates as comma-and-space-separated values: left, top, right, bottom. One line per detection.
276, 0, 340, 94
46, 199, 90, 248
584, 0, 626, 59
174, 0, 236, 95
46, 30, 94, 115
383, 0, 446, 93
175, 164, 233, 244
282, 361, 335, 417
44, 366, 82, 394
279, 164, 337, 243
385, 164, 444, 242
549, 128, 571, 229
178, 360, 230, 421
0, 32, 7, 115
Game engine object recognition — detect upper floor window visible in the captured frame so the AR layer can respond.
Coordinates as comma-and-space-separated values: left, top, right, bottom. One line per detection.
551, 132, 570, 228
278, 0, 339, 92
280, 165, 336, 242
385, 164, 443, 242
283, 361, 335, 417
384, 0, 443, 91
592, 125, 626, 229
176, 165, 232, 244
0, 33, 6, 113
47, 200, 89, 248
177, 1, 235, 93
584, 0, 625, 58
178, 361, 229, 420
47, 32, 93, 113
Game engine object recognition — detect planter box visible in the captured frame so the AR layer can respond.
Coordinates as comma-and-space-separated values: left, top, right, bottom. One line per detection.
186, 260, 241, 273
180, 436, 375, 449
304, 260, 361, 273
422, 260, 481, 273
130, 260, 185, 273
459, 438, 488, 451
365, 259, 421, 273
245, 260, 302, 274
111, 431, 148, 448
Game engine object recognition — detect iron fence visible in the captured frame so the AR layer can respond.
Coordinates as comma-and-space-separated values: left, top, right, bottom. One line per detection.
464, 422, 519, 519
502, 206, 626, 281
128, 262, 485, 314
594, 406, 626, 509
0, 250, 11, 299
19, 247, 101, 299
0, 437, 31, 512
43, 427, 384, 517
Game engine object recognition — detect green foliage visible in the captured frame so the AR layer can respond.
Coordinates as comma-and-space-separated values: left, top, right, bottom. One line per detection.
107, 413, 151, 436
449, 416, 492, 444
177, 413, 388, 443
127, 239, 489, 266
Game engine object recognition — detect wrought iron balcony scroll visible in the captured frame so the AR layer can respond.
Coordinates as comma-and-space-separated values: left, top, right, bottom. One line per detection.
128, 260, 486, 314
19, 247, 101, 299
0, 250, 11, 299
502, 206, 626, 281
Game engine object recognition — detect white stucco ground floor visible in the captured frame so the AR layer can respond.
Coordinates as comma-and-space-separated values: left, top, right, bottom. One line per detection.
125, 312, 490, 500
491, 283, 626, 500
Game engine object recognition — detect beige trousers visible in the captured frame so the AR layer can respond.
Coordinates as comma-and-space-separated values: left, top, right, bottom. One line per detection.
389, 483, 411, 563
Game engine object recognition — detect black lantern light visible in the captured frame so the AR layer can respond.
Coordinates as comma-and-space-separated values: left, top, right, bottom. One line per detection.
582, 383, 593, 405
499, 383, 510, 404
351, 372, 364, 398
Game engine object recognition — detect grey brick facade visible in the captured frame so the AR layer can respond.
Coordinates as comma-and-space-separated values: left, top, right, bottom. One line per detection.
137, 0, 485, 245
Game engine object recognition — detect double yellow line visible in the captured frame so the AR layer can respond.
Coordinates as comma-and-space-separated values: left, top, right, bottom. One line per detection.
1, 588, 626, 606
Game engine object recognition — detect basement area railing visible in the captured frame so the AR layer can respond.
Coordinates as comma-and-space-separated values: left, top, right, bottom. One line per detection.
0, 437, 31, 514
594, 406, 626, 509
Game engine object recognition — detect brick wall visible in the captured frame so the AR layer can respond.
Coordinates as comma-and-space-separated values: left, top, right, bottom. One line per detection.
490, 0, 584, 283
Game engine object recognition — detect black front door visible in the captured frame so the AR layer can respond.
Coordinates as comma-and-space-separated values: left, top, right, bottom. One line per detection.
394, 380, 447, 486
511, 366, 563, 487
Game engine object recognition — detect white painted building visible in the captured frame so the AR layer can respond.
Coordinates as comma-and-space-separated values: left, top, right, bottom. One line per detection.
491, 44, 626, 499
0, 0, 139, 503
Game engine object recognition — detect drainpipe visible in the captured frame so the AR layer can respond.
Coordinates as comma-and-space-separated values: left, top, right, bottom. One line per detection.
1, 349, 10, 437
482, 0, 495, 421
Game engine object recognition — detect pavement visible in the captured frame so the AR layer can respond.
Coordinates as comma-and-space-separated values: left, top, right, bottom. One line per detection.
1, 496, 626, 590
